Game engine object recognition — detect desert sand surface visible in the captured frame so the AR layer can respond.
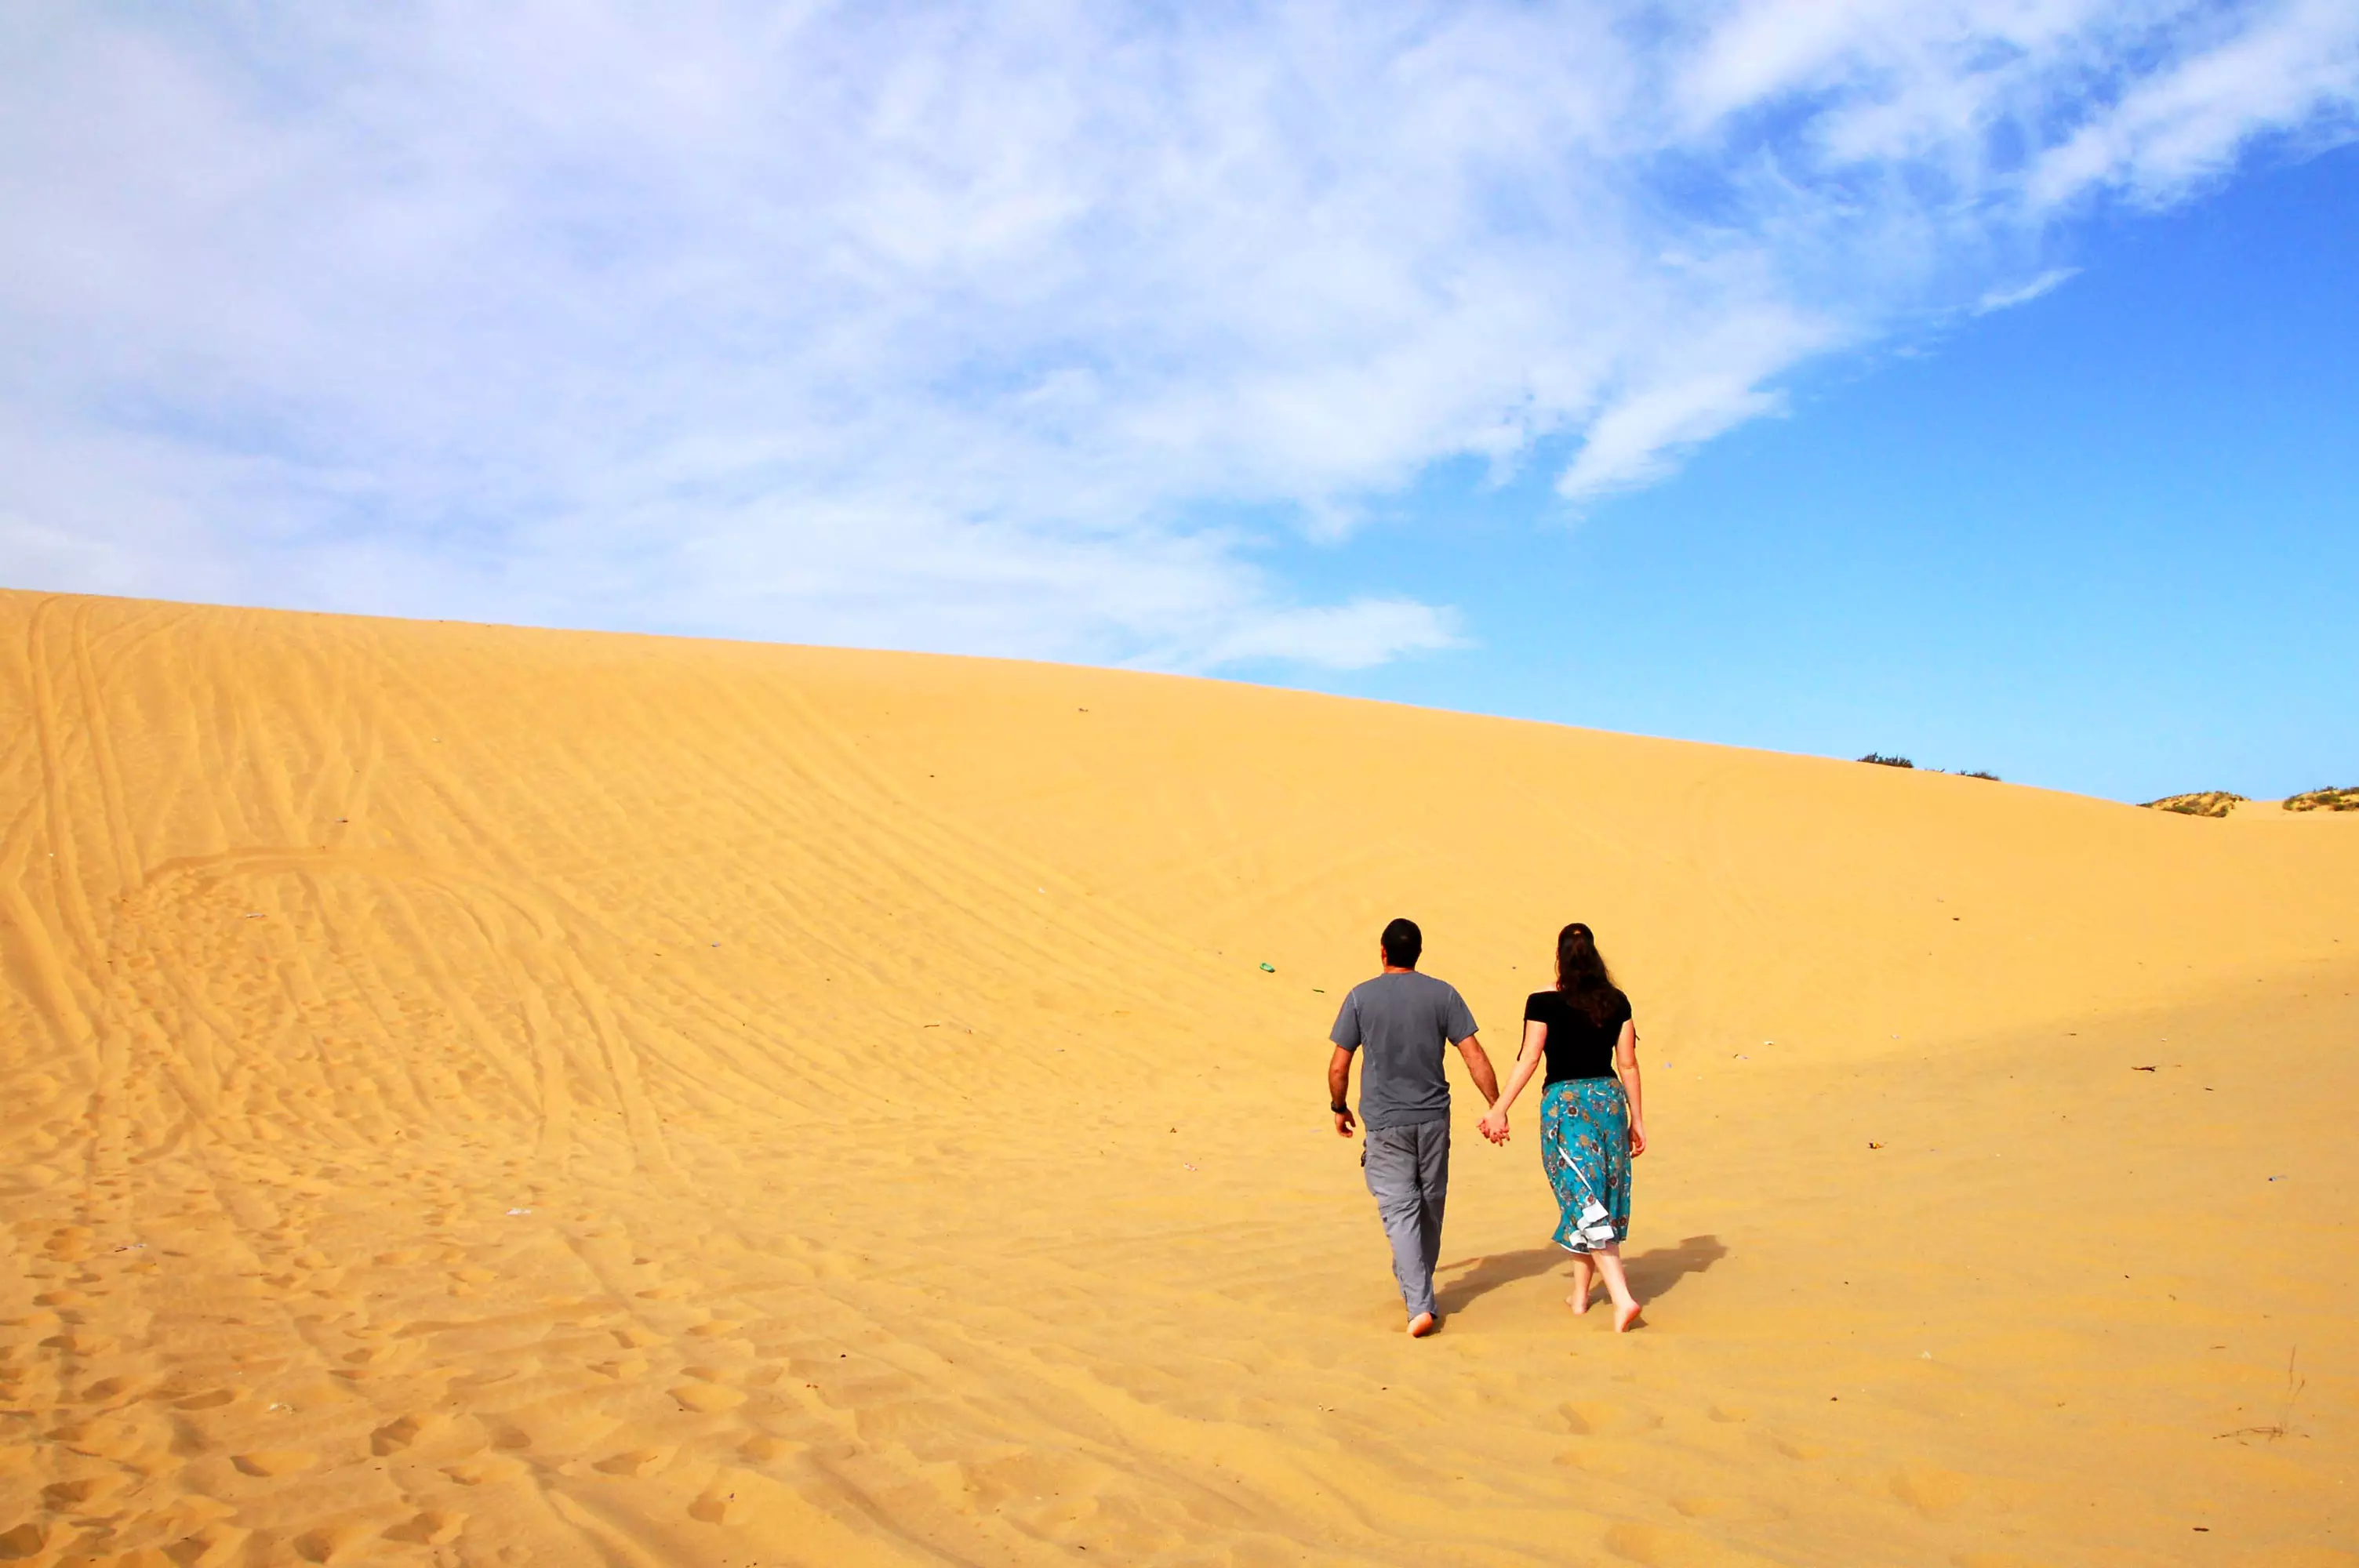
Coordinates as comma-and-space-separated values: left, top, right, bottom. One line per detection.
2, 587, 2355, 1568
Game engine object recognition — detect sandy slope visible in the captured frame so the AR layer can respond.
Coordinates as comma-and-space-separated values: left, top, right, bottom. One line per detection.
2, 588, 2354, 1568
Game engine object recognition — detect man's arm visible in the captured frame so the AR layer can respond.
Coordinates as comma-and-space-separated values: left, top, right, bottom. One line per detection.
1328, 1046, 1357, 1138
1454, 1034, 1501, 1108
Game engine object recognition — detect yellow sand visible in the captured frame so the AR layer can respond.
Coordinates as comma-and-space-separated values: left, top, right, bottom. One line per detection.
2, 588, 2354, 1567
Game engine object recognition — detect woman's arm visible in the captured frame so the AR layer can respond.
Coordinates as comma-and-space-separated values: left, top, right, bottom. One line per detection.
1613, 1018, 1646, 1156
1478, 1019, 1549, 1141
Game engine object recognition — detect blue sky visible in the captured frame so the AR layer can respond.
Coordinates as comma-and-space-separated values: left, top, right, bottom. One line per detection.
1256, 143, 2359, 801
2, 2, 2354, 803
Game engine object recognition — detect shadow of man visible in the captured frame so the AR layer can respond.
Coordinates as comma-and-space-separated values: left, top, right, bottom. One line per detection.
1436, 1234, 1728, 1316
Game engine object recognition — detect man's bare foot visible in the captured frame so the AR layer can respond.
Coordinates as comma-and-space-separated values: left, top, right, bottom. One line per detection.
1408, 1312, 1437, 1338
1613, 1299, 1643, 1333
1566, 1286, 1593, 1315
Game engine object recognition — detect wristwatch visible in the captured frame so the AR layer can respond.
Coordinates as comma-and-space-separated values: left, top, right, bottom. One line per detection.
1330, 1101, 1350, 1115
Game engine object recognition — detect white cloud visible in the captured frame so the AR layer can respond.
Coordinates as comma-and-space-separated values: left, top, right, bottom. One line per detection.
2027, 0, 2359, 208
0, 2, 2352, 668
1973, 267, 2081, 314
1197, 599, 1467, 673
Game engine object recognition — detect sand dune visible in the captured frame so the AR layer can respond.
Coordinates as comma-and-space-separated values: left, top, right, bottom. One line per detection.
2, 587, 2354, 1566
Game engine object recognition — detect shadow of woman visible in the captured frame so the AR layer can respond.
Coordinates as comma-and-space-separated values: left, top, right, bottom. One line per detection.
1436, 1234, 1728, 1316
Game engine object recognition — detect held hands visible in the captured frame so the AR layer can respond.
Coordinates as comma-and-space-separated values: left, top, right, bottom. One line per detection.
1478, 1106, 1510, 1145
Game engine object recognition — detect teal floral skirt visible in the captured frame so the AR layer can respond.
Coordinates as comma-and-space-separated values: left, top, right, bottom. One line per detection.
1540, 1077, 1631, 1253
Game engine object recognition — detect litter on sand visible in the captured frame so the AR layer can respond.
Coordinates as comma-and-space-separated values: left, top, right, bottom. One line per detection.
1259, 961, 1275, 972
507, 1207, 533, 1216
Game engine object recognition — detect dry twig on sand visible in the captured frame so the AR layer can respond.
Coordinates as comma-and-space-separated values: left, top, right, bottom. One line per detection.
2216, 1349, 2306, 1442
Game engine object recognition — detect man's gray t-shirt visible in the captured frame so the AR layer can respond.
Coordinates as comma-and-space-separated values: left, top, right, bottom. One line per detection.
1329, 971, 1478, 1131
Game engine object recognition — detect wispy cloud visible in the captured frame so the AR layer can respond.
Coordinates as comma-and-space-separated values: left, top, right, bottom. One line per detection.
1974, 267, 2082, 314
1, 2, 2353, 668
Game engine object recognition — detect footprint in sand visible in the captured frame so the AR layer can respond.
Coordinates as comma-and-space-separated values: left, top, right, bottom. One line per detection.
294, 1524, 363, 1563
0, 1523, 51, 1559
42, 1474, 125, 1511
383, 1510, 465, 1545
738, 1434, 801, 1463
1889, 1463, 1972, 1520
442, 1457, 526, 1486
232, 1450, 317, 1477
593, 1447, 674, 1477
164, 1522, 249, 1566
172, 1389, 239, 1410
45, 1226, 94, 1261
671, 1378, 747, 1414
370, 1413, 443, 1454
53, 1411, 160, 1463
1605, 1520, 1783, 1566
1561, 1401, 1657, 1436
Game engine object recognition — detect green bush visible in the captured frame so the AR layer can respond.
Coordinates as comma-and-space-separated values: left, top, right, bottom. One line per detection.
2140, 791, 2246, 818
2283, 786, 2359, 813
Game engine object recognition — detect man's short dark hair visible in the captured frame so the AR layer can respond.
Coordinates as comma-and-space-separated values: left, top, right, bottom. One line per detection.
1380, 917, 1422, 969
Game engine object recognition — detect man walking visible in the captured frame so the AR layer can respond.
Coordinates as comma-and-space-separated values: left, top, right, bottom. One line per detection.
1328, 917, 1500, 1337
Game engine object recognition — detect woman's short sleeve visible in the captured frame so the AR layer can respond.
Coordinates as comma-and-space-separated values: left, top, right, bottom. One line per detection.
1522, 991, 1553, 1023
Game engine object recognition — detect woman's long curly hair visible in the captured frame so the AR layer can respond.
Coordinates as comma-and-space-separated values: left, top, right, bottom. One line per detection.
1554, 922, 1620, 1025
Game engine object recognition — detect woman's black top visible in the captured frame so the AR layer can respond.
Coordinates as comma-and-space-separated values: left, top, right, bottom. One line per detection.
1525, 986, 1633, 1083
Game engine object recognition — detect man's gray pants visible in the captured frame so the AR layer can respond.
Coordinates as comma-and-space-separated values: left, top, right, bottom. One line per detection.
1363, 1119, 1450, 1320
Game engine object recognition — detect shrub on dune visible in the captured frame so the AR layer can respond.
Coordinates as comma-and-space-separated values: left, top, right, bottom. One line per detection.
2142, 791, 2246, 818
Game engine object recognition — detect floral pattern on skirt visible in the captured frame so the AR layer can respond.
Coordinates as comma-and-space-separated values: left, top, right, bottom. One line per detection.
1540, 1076, 1630, 1253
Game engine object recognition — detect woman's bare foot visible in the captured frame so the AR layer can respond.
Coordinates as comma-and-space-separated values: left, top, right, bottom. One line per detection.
1566, 1285, 1593, 1314
1407, 1312, 1437, 1338
1613, 1298, 1643, 1333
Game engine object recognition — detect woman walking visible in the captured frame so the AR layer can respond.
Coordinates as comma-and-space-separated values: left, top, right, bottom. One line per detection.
1478, 922, 1648, 1330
